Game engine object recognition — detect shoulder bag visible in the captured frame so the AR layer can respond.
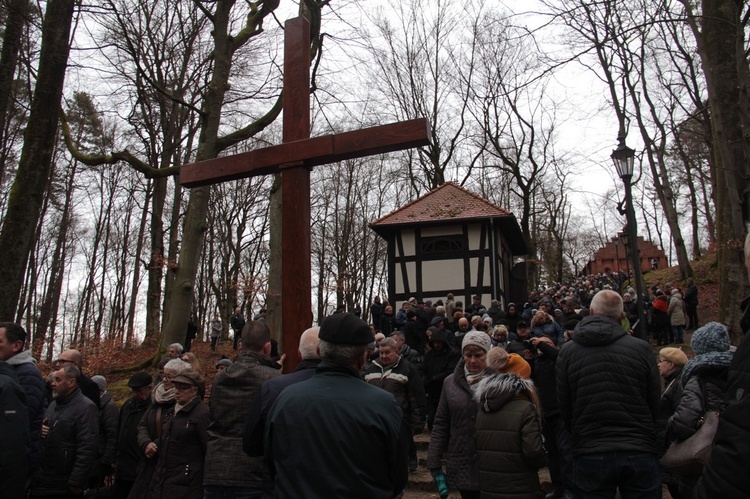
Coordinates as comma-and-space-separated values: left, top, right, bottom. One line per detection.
660, 378, 720, 475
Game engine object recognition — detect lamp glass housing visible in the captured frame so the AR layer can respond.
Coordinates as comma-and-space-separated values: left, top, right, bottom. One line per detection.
611, 141, 635, 179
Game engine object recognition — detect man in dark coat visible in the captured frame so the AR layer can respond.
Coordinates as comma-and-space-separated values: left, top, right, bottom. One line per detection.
693, 232, 750, 498
556, 290, 661, 498
420, 329, 460, 431
363, 337, 426, 472
230, 307, 246, 351
203, 321, 280, 497
242, 327, 320, 457
0, 322, 46, 474
0, 359, 29, 498
114, 372, 152, 499
90, 375, 118, 489
266, 313, 409, 498
54, 349, 100, 409
530, 335, 573, 498
683, 278, 699, 329
370, 296, 383, 327
32, 366, 99, 498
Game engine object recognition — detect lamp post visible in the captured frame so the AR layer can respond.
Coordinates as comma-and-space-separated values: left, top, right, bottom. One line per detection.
612, 134, 648, 341
620, 228, 631, 284
613, 235, 620, 274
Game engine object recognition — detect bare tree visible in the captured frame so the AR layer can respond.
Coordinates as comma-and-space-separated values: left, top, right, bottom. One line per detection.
356, 0, 482, 193
0, 0, 76, 320
678, 0, 750, 333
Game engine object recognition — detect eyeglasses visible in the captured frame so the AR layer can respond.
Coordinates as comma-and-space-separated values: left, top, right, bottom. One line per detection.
55, 358, 74, 364
163, 374, 175, 380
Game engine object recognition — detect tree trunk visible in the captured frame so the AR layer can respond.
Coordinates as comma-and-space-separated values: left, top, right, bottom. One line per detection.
0, 0, 75, 320
126, 181, 152, 344
0, 0, 29, 182
35, 161, 76, 358
690, 0, 750, 335
158, 1, 239, 353
143, 176, 167, 345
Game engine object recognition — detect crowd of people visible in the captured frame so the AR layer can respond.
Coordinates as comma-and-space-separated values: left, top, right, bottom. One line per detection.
2, 234, 749, 498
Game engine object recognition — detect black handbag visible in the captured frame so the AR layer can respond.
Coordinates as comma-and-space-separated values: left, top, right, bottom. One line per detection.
661, 378, 720, 475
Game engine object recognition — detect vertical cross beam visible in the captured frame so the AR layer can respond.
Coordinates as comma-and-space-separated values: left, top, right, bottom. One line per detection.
281, 17, 312, 371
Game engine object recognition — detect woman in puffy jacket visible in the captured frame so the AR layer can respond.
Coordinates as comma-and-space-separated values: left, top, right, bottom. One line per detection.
530, 310, 564, 346
667, 322, 733, 498
474, 349, 546, 499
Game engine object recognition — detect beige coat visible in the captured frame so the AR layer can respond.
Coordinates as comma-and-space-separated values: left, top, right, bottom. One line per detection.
668, 292, 687, 327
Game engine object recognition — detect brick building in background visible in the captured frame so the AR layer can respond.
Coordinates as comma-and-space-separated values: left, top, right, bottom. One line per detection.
584, 232, 667, 276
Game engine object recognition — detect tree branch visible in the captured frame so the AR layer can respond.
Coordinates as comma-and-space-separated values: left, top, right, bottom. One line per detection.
213, 92, 284, 152
59, 108, 180, 178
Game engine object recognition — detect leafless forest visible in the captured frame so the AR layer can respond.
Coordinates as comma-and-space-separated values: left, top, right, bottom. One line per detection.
0, 0, 746, 361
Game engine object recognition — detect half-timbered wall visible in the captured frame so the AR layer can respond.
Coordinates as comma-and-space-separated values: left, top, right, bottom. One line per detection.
387, 221, 512, 307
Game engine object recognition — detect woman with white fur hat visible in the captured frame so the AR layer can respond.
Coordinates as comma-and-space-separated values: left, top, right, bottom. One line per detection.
474, 349, 546, 499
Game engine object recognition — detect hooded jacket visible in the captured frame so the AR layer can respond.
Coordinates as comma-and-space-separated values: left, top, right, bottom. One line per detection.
420, 329, 460, 400
474, 373, 546, 499
7, 349, 46, 471
556, 315, 660, 456
667, 353, 732, 443
98, 391, 119, 466
0, 361, 29, 498
694, 296, 750, 497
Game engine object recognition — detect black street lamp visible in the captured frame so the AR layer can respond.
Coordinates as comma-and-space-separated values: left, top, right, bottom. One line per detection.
612, 134, 648, 340
613, 235, 620, 274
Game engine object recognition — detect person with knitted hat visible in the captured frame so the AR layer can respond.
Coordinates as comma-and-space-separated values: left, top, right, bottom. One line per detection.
667, 322, 734, 497
473, 347, 546, 498
427, 330, 493, 498
90, 375, 119, 489
692, 232, 750, 498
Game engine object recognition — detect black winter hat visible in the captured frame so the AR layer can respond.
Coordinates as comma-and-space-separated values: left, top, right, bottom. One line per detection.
564, 319, 580, 331
127, 371, 153, 388
319, 313, 373, 345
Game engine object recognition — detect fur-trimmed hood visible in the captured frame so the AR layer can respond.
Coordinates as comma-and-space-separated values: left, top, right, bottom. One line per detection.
473, 372, 535, 413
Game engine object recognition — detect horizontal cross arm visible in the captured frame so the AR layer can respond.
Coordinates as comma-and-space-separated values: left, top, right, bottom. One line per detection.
180, 118, 431, 187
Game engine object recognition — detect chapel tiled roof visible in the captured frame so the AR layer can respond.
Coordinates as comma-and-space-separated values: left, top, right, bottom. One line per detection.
370, 182, 513, 226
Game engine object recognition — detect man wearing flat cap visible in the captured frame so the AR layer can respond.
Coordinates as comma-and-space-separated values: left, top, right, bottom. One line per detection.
114, 372, 152, 498
266, 313, 410, 498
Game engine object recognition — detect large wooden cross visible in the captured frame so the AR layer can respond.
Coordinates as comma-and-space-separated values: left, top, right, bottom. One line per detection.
181, 17, 430, 371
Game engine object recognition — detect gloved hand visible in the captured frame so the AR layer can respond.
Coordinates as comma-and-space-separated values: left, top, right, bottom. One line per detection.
430, 469, 449, 499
